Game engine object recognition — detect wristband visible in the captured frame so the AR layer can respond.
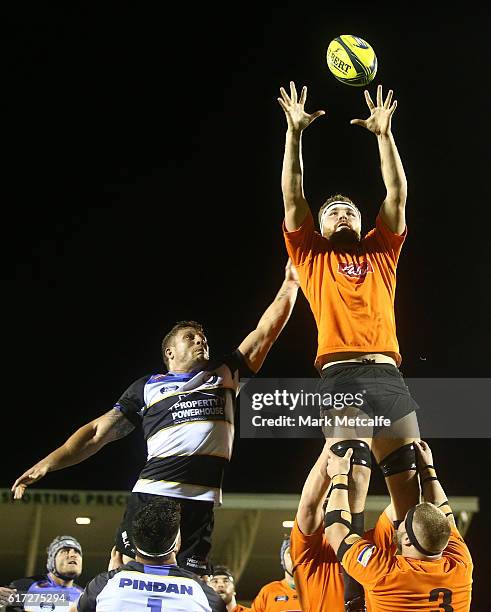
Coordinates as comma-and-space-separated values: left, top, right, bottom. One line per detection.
438, 500, 453, 518
421, 465, 438, 485
331, 473, 349, 490
324, 509, 352, 530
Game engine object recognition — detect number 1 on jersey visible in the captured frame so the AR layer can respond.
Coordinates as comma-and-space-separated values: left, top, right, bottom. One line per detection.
147, 597, 163, 611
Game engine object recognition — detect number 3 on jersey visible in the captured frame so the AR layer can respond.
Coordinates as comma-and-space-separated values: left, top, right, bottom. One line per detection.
429, 588, 453, 611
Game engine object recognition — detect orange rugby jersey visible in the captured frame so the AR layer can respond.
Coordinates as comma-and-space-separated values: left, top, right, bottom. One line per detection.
233, 605, 252, 612
341, 511, 473, 612
251, 578, 301, 612
290, 518, 344, 612
283, 212, 406, 369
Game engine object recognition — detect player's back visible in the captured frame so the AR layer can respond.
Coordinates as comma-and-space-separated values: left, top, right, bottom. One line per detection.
77, 562, 225, 612
344, 518, 472, 612
367, 553, 472, 611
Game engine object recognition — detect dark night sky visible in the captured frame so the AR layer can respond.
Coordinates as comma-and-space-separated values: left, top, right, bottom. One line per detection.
5, 3, 490, 609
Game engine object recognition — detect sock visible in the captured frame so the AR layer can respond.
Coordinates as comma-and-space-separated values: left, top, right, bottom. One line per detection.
343, 512, 365, 605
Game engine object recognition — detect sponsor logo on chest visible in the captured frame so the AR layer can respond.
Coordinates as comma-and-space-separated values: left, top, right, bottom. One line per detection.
337, 259, 374, 278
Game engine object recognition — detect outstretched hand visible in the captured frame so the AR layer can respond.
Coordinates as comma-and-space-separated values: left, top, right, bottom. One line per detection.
351, 84, 397, 136
11, 461, 50, 500
278, 81, 325, 133
0, 587, 17, 607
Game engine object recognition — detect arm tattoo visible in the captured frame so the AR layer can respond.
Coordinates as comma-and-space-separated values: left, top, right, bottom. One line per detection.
275, 287, 290, 301
102, 408, 135, 441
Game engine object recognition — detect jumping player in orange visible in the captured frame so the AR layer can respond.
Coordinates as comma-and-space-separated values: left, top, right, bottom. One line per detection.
324, 440, 473, 611
290, 440, 345, 612
279, 81, 421, 611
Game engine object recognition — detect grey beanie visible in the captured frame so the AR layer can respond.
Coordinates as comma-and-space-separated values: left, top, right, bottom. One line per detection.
280, 537, 290, 570
46, 535, 83, 574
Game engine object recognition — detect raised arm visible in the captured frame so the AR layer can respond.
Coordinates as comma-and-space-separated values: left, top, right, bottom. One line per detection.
296, 441, 332, 535
351, 84, 407, 234
324, 448, 354, 554
415, 440, 456, 528
11, 408, 135, 499
238, 259, 299, 373
278, 81, 325, 231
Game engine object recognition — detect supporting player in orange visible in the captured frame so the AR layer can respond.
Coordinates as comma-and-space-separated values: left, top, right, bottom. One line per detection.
279, 81, 421, 611
324, 441, 473, 611
251, 539, 301, 612
290, 440, 345, 612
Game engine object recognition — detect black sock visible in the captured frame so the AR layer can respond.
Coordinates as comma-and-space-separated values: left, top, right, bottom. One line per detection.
343, 512, 365, 605
342, 569, 365, 605
351, 512, 365, 536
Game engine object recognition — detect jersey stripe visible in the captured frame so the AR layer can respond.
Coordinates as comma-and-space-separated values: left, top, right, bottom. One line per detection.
139, 455, 227, 489
147, 420, 233, 460
133, 479, 222, 503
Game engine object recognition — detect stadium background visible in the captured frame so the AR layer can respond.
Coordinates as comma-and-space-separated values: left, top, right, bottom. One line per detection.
5, 3, 489, 610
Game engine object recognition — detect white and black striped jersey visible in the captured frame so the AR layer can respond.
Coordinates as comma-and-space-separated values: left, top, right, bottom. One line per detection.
114, 351, 252, 505
77, 561, 226, 612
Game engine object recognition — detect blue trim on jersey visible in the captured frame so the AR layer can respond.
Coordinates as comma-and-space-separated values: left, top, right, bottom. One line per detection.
27, 575, 83, 600
27, 575, 56, 590
143, 564, 172, 576
149, 372, 197, 384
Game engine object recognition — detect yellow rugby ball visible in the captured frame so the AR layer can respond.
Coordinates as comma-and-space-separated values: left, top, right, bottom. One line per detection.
326, 35, 377, 86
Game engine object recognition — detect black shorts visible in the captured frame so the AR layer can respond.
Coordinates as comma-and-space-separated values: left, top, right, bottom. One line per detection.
115, 492, 214, 575
319, 362, 419, 435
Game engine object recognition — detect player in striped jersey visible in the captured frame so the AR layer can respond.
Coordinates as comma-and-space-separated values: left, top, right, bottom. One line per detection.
12, 260, 300, 577
75, 497, 225, 612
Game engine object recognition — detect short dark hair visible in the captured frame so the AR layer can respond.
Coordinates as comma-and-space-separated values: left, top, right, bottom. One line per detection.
413, 502, 451, 553
318, 194, 360, 227
132, 498, 181, 559
161, 320, 205, 368
211, 565, 235, 581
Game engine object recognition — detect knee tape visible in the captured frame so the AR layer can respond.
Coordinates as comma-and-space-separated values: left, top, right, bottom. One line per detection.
330, 439, 371, 468
379, 442, 417, 477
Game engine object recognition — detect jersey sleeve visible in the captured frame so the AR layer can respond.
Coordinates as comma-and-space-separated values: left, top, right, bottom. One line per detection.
8, 577, 36, 590
283, 211, 324, 268
290, 517, 323, 564
77, 571, 113, 612
6, 578, 37, 611
222, 350, 255, 379
113, 375, 150, 427
370, 510, 396, 550
369, 214, 407, 264
340, 536, 394, 588
250, 585, 267, 612
290, 517, 337, 566
443, 525, 473, 566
